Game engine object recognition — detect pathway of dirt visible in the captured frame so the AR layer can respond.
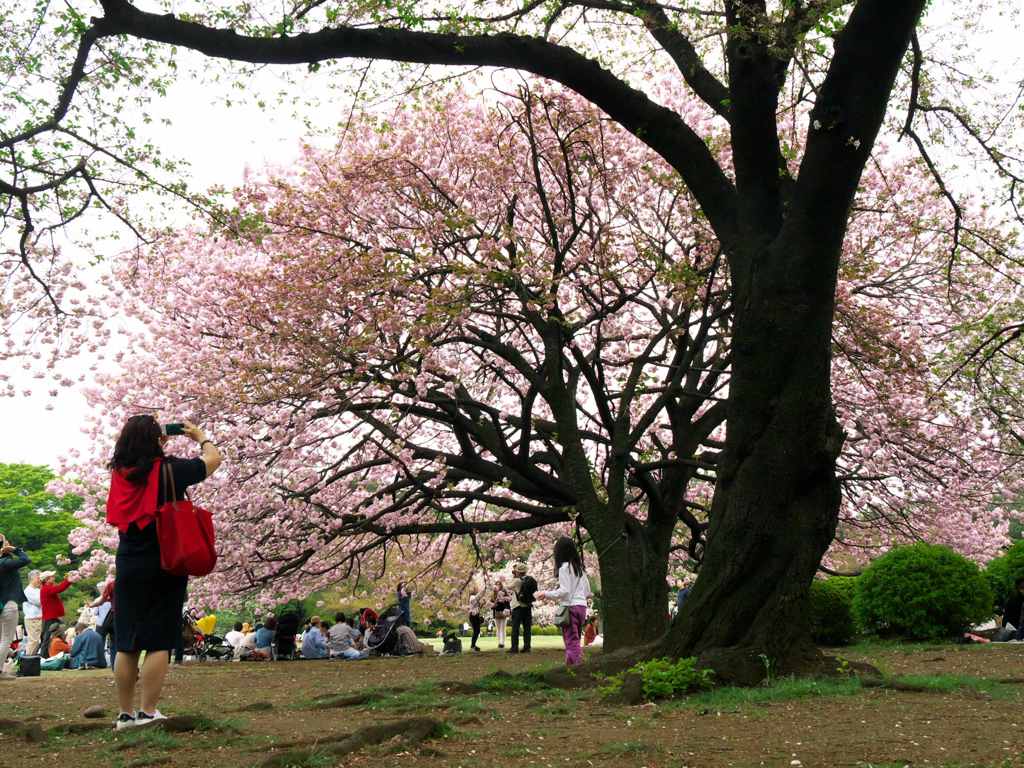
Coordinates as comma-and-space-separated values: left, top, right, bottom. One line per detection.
1, 643, 1021, 768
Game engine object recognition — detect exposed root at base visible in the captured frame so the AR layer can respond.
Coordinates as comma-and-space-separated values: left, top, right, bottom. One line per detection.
259, 718, 446, 768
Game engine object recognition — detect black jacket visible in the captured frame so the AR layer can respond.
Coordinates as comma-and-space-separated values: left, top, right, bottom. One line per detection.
0, 547, 30, 606
1004, 592, 1024, 630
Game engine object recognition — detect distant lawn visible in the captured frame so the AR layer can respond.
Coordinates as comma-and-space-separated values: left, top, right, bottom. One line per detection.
422, 634, 568, 652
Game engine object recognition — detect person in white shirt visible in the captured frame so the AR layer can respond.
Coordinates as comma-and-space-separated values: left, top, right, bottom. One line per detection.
328, 612, 367, 660
224, 621, 245, 650
535, 536, 592, 666
22, 570, 42, 655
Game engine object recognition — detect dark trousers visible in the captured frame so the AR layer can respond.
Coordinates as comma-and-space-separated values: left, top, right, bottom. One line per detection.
39, 618, 60, 657
469, 614, 483, 648
97, 611, 116, 669
510, 606, 532, 651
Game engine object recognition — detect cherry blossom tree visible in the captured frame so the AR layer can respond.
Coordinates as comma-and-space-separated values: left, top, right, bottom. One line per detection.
57, 86, 1014, 651
9, 0, 1024, 680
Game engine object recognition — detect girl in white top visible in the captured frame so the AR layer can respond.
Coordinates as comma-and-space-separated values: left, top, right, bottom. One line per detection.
536, 536, 592, 666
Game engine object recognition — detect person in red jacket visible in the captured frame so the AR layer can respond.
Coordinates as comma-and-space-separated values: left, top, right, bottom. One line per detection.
39, 570, 75, 656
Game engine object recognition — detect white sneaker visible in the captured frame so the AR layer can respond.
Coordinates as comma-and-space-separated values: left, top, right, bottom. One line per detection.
133, 710, 168, 727
114, 712, 136, 730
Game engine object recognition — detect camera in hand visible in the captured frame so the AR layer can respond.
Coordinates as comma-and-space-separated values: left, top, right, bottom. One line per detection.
162, 423, 185, 436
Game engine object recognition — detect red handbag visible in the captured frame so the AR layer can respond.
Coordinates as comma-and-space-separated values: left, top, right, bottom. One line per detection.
155, 460, 218, 577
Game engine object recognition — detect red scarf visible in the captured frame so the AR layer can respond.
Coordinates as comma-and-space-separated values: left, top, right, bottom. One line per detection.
106, 459, 161, 533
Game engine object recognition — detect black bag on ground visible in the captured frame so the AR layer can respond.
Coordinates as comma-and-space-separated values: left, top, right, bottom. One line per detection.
442, 631, 462, 655
17, 655, 41, 677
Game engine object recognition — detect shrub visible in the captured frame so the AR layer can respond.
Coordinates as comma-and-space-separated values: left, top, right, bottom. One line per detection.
600, 657, 714, 701
531, 625, 564, 636
808, 577, 859, 645
854, 543, 993, 640
984, 540, 1024, 611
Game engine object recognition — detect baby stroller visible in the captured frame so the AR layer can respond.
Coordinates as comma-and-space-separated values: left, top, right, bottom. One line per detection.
181, 610, 212, 662
366, 605, 403, 656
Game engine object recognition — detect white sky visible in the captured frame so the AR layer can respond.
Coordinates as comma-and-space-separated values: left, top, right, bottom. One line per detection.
0, 4, 1021, 467
0, 65, 309, 465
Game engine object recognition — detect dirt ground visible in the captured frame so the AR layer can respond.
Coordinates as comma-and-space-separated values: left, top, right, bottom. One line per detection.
1, 642, 1022, 768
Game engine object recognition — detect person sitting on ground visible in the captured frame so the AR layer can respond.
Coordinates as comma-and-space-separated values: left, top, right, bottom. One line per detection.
48, 626, 71, 658
70, 622, 107, 669
996, 577, 1024, 641
301, 619, 328, 659
328, 612, 368, 660
224, 621, 245, 650
394, 624, 436, 656
359, 607, 378, 633
255, 616, 276, 655
275, 611, 299, 660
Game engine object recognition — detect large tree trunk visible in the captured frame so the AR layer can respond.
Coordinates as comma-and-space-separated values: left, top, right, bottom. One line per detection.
659, 227, 845, 685
592, 517, 672, 652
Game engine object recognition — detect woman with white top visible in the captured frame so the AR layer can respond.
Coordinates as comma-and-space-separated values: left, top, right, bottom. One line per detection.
535, 536, 592, 666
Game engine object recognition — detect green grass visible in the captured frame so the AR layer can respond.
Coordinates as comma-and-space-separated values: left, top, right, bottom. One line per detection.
363, 681, 441, 712
889, 674, 1022, 700
110, 727, 182, 750
474, 669, 551, 692
422, 634, 566, 652
844, 638, 971, 654
682, 676, 864, 711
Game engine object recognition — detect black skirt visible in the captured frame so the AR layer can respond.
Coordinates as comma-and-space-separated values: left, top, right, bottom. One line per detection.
114, 523, 187, 653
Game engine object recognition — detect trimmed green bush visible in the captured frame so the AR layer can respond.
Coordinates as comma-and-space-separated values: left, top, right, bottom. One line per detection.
854, 543, 993, 640
808, 577, 859, 645
984, 540, 1024, 610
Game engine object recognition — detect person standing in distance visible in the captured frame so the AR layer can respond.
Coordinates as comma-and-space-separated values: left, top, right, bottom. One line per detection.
21, 569, 42, 656
105, 416, 221, 729
535, 536, 592, 667
0, 534, 30, 677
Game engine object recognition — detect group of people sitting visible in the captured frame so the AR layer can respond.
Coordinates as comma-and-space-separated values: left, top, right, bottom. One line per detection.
215, 604, 433, 662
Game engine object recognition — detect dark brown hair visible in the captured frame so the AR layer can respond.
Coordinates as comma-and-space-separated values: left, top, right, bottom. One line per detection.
108, 414, 164, 485
553, 535, 583, 578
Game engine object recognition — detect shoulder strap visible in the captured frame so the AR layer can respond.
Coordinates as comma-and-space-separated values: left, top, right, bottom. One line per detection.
162, 459, 178, 506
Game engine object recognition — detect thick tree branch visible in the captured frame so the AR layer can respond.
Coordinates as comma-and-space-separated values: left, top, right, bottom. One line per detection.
94, 0, 739, 248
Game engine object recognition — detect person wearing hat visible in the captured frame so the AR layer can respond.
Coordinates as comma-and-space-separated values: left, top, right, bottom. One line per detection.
508, 562, 538, 654
0, 533, 31, 677
22, 569, 43, 656
38, 569, 75, 659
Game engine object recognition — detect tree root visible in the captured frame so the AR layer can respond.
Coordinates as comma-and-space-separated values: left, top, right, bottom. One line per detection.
860, 677, 933, 692
259, 717, 446, 767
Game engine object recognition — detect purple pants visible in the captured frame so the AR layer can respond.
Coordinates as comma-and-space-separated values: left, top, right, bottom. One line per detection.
561, 605, 588, 666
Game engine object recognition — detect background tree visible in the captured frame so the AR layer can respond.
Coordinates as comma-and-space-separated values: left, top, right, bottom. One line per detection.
0, 463, 82, 574
60, 85, 1013, 652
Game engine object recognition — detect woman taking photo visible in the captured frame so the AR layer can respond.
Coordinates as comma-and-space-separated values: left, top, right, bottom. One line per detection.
105, 415, 221, 729
536, 536, 592, 667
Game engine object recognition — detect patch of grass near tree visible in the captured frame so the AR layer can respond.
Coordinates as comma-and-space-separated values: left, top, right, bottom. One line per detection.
474, 669, 552, 692
888, 674, 1022, 700
679, 676, 864, 712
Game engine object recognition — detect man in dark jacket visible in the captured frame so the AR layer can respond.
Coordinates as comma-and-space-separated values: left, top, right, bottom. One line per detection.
0, 533, 30, 675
